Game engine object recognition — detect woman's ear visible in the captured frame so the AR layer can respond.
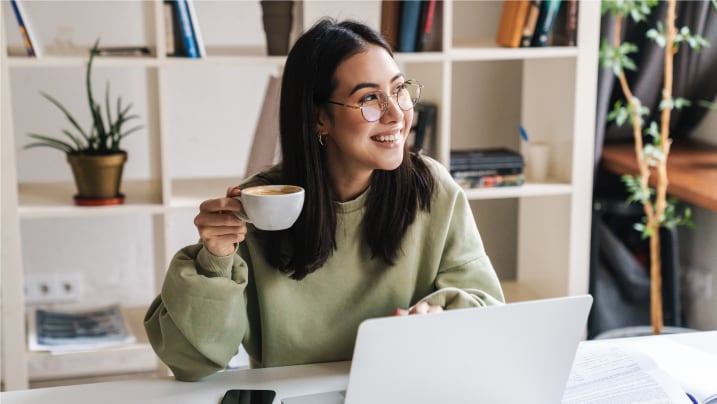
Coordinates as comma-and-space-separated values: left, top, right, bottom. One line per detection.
316, 107, 330, 135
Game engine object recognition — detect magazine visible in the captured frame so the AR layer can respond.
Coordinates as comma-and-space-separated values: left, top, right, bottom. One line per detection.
27, 303, 136, 353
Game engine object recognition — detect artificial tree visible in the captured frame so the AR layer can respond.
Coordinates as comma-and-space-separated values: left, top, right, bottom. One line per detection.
599, 0, 716, 334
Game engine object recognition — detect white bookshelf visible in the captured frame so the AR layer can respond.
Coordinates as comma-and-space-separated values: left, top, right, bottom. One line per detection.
0, 0, 599, 390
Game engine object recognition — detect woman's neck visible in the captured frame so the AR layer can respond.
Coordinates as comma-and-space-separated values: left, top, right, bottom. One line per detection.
329, 169, 372, 202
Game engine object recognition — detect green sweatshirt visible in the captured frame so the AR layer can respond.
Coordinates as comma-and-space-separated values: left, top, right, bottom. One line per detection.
144, 157, 504, 381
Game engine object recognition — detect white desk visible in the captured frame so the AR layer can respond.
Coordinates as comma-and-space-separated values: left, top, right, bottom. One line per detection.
3, 331, 716, 404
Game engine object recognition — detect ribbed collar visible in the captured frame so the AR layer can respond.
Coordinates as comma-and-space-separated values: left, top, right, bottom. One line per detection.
335, 187, 369, 214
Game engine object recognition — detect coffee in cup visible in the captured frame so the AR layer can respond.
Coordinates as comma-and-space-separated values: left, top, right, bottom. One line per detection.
234, 185, 304, 231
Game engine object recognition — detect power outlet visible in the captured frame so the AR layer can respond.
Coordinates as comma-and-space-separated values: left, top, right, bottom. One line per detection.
24, 272, 83, 305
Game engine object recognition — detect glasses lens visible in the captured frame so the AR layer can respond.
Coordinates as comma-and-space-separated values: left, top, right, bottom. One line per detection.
397, 82, 421, 111
361, 93, 386, 122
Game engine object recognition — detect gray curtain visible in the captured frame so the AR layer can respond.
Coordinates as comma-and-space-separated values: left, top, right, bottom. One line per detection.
595, 0, 717, 167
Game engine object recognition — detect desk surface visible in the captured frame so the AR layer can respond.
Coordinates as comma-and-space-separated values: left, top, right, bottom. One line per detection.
601, 141, 717, 212
2, 331, 716, 404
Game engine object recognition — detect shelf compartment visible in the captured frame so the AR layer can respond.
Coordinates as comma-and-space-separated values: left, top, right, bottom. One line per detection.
17, 180, 163, 218
26, 306, 156, 381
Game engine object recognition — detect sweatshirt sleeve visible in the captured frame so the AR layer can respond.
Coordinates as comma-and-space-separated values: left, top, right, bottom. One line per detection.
419, 171, 506, 309
144, 242, 250, 381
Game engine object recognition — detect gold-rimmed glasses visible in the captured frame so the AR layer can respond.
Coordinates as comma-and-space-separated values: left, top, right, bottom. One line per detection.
327, 79, 423, 122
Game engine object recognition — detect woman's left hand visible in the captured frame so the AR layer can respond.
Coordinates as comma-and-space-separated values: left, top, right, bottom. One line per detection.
393, 301, 443, 316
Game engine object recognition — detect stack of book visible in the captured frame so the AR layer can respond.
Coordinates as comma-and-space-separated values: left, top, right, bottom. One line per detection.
495, 0, 578, 48
380, 0, 442, 53
450, 148, 525, 189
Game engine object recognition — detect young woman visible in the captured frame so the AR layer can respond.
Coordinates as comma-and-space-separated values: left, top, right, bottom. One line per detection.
145, 19, 504, 381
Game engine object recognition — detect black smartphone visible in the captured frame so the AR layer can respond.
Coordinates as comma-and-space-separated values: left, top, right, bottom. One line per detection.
219, 389, 277, 404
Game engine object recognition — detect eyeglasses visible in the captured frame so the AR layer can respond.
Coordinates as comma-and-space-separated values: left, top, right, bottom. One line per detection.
327, 80, 423, 122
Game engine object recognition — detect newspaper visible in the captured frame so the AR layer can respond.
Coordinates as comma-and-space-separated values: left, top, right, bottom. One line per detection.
27, 303, 136, 354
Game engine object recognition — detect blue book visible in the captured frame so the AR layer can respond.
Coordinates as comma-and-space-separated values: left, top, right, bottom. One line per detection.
531, 0, 562, 47
174, 0, 199, 58
398, 0, 422, 53
9, 0, 41, 57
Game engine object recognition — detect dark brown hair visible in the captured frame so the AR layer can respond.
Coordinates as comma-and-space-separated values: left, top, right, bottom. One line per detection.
267, 18, 435, 280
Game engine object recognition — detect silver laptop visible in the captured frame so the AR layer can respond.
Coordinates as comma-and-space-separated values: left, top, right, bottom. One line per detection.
282, 295, 593, 404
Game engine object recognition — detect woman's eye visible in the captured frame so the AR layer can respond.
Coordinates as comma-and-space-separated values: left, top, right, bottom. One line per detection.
361, 93, 380, 103
393, 84, 407, 94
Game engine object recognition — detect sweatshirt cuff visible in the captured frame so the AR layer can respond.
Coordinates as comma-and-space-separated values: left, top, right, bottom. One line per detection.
196, 245, 237, 278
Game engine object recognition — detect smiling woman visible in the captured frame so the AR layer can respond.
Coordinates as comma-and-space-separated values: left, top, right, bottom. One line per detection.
144, 18, 505, 382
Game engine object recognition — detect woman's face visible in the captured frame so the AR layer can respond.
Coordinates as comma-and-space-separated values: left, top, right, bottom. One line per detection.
318, 45, 413, 184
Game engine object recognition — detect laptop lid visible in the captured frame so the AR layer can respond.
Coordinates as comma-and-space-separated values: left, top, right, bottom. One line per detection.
343, 295, 593, 404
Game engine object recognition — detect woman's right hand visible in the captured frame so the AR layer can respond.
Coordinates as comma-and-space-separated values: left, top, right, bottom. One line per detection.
194, 186, 247, 257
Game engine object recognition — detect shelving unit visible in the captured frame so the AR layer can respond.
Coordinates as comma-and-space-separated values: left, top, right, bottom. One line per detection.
0, 0, 599, 391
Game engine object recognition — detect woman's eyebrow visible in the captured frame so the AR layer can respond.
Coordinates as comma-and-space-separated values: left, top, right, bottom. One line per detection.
348, 73, 406, 95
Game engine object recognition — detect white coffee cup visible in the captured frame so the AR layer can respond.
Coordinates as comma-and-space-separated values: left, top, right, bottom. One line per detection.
233, 185, 304, 231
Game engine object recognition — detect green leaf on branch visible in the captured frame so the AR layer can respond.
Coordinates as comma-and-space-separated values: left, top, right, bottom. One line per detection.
643, 144, 664, 167
674, 26, 710, 51
661, 198, 696, 230
602, 0, 657, 22
645, 121, 660, 143
608, 99, 649, 127
607, 100, 630, 126
622, 174, 651, 204
647, 22, 666, 47
698, 99, 717, 111
660, 97, 692, 111
599, 40, 638, 76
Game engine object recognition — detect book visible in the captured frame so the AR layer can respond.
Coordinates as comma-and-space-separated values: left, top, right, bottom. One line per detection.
563, 339, 717, 404
9, 0, 42, 57
531, 0, 562, 47
415, 0, 437, 52
409, 102, 438, 156
27, 303, 136, 353
174, 0, 199, 58
495, 0, 531, 48
453, 173, 525, 189
185, 0, 206, 57
551, 0, 578, 46
450, 148, 524, 171
165, 0, 187, 57
380, 0, 401, 51
397, 0, 422, 52
163, 1, 176, 55
520, 0, 541, 47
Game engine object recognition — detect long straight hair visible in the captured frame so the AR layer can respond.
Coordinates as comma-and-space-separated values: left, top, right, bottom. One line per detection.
266, 19, 435, 280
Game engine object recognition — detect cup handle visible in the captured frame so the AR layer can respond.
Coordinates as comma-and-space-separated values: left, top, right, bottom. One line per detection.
232, 196, 252, 223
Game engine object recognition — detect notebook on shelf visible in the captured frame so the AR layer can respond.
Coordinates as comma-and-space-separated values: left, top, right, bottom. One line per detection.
281, 295, 593, 404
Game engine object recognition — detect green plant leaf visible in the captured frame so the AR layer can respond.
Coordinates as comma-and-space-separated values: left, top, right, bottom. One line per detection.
698, 99, 717, 110
25, 133, 74, 153
645, 121, 660, 142
643, 143, 664, 166
39, 92, 90, 142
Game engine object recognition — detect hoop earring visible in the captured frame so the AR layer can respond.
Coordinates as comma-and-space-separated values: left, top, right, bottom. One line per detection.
318, 133, 326, 147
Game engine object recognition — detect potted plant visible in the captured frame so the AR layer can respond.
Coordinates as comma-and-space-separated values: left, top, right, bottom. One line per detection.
599, 0, 714, 334
24, 39, 142, 206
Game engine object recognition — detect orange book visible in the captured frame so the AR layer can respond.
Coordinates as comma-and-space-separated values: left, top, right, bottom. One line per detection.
496, 0, 531, 48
